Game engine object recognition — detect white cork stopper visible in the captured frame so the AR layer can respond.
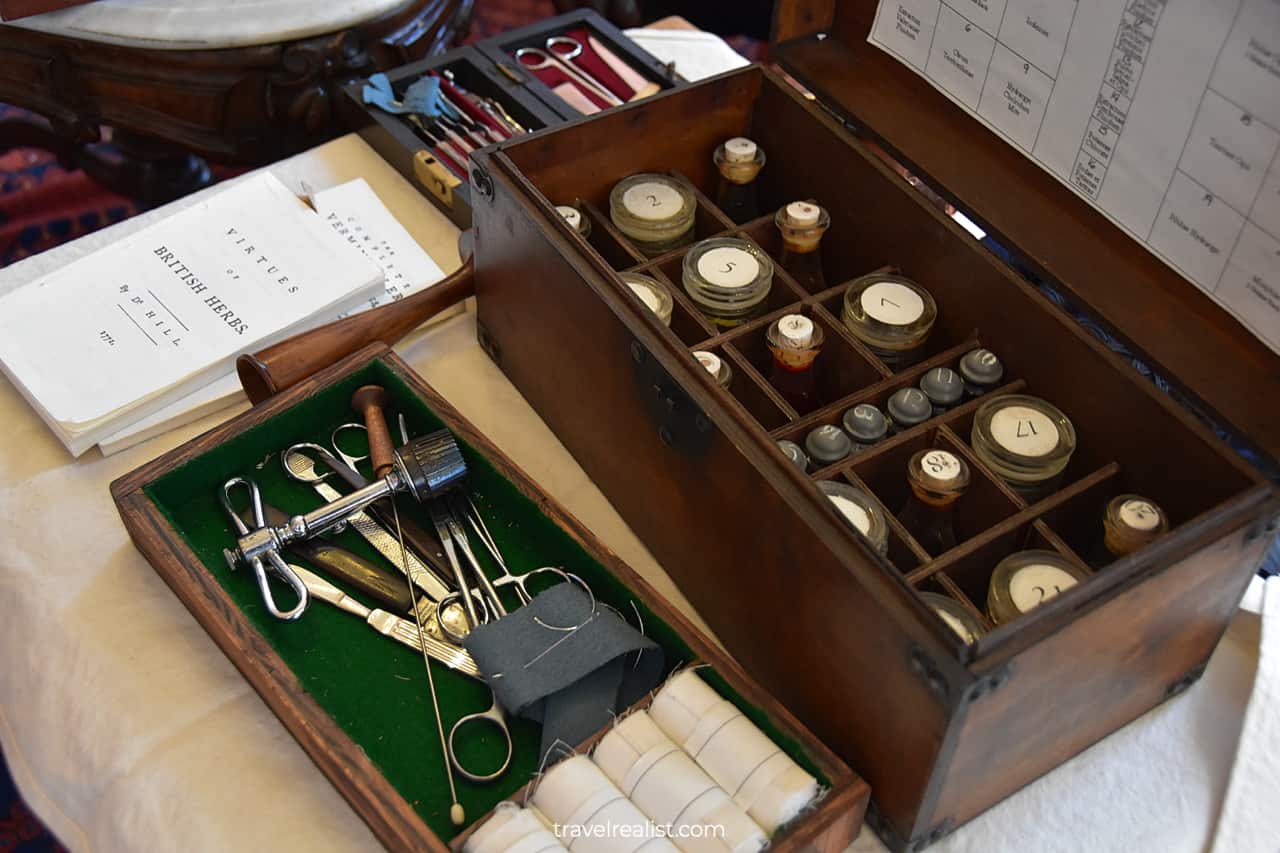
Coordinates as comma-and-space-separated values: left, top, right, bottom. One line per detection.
777, 314, 814, 347
723, 137, 758, 162
785, 201, 821, 227
695, 351, 723, 376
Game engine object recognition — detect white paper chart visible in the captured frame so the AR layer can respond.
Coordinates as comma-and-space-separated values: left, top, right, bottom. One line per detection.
869, 0, 1280, 355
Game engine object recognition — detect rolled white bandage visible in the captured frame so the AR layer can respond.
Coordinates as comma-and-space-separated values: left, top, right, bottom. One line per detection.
464, 802, 568, 853
648, 671, 819, 834
593, 711, 767, 853
532, 755, 679, 853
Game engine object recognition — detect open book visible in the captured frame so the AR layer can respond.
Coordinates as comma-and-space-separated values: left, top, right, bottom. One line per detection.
94, 177, 450, 455
0, 173, 384, 456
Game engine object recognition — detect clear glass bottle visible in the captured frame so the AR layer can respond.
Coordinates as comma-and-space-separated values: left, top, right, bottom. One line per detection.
556, 203, 591, 238
713, 136, 765, 223
959, 347, 1003, 398
692, 350, 733, 389
682, 237, 774, 329
919, 592, 985, 645
971, 394, 1077, 502
609, 173, 696, 258
920, 367, 964, 415
986, 550, 1089, 625
774, 201, 830, 292
842, 403, 888, 454
897, 448, 970, 555
818, 481, 889, 556
777, 439, 809, 472
619, 272, 673, 327
1087, 494, 1168, 567
841, 274, 938, 369
766, 313, 824, 412
886, 387, 932, 435
805, 424, 851, 469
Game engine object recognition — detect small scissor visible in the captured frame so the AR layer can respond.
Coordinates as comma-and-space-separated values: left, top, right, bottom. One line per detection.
515, 36, 622, 107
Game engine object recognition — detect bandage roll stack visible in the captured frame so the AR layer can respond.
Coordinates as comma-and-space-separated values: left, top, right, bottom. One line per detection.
463, 802, 568, 853
532, 755, 680, 853
593, 711, 767, 853
648, 671, 819, 834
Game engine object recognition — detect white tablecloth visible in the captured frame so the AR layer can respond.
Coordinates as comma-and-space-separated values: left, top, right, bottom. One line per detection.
0, 134, 1276, 852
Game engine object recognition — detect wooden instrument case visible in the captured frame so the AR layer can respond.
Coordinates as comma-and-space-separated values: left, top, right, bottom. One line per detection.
111, 345, 867, 851
455, 2, 1280, 849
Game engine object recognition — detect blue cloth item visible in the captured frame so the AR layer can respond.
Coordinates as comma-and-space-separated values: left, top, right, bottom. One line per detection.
402, 76, 461, 121
361, 73, 407, 114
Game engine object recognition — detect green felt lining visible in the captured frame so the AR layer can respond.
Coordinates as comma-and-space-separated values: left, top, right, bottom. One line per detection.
144, 358, 827, 841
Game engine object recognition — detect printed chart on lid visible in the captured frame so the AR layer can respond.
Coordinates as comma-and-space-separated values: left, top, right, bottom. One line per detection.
869, 0, 1280, 355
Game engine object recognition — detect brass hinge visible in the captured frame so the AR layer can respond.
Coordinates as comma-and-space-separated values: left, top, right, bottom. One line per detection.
413, 151, 462, 208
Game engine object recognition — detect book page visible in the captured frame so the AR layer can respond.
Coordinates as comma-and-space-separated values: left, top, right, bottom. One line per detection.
0, 173, 382, 429
869, 0, 1280, 355
96, 178, 450, 455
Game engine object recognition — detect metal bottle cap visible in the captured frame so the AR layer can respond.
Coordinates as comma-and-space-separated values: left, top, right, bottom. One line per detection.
960, 348, 1004, 386
777, 439, 809, 471
920, 367, 964, 406
804, 424, 852, 465
887, 387, 932, 426
842, 403, 888, 442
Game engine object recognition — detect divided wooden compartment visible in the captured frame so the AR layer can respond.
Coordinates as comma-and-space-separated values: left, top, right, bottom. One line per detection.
110, 344, 868, 852
468, 61, 1279, 849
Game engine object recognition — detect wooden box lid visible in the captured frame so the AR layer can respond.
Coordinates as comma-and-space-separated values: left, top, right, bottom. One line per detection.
771, 1, 1280, 465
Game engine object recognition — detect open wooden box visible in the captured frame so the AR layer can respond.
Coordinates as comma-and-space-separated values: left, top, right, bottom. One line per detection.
110, 343, 868, 851
461, 5, 1280, 849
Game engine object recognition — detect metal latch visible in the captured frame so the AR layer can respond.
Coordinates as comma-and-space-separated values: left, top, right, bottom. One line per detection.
413, 150, 462, 208
630, 340, 713, 455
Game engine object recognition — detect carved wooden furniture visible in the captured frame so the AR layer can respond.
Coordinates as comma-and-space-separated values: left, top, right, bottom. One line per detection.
0, 0, 473, 203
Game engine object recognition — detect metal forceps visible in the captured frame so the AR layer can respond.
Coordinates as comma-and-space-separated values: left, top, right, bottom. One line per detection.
515, 37, 622, 107
219, 478, 309, 620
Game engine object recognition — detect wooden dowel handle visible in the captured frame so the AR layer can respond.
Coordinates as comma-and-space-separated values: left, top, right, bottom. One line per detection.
236, 257, 475, 404
351, 385, 396, 477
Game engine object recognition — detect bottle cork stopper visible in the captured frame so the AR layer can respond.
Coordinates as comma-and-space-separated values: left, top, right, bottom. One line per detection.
920, 367, 964, 405
842, 403, 887, 442
960, 348, 1004, 385
694, 351, 723, 375
804, 424, 852, 464
555, 204, 582, 230
723, 136, 758, 162
777, 439, 809, 471
888, 387, 932, 425
777, 314, 815, 347
785, 201, 821, 227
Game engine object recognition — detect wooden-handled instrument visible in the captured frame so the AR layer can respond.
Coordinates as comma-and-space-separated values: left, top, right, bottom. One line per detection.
236, 257, 475, 404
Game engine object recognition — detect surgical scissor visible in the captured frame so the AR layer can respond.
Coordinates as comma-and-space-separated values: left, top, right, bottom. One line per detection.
515, 36, 623, 107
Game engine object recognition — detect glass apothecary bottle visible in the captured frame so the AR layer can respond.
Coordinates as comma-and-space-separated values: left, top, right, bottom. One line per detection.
556, 203, 591, 238
805, 424, 851, 469
842, 274, 938, 368
886, 387, 932, 435
1088, 494, 1168, 567
920, 367, 964, 415
818, 481, 889, 556
777, 439, 810, 472
897, 448, 970, 555
713, 136, 765, 223
774, 201, 829, 291
986, 550, 1089, 625
693, 350, 733, 389
842, 403, 887, 454
619, 272, 673, 327
920, 592, 985, 645
959, 347, 1003, 398
766, 313, 824, 412
682, 237, 773, 330
609, 173, 696, 258
971, 394, 1077, 502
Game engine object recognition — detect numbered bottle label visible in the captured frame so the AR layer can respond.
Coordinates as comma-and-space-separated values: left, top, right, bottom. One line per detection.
829, 494, 872, 535
989, 404, 1060, 456
920, 449, 962, 481
861, 281, 925, 325
1119, 499, 1161, 531
697, 246, 760, 288
622, 182, 684, 221
1008, 564, 1079, 612
556, 205, 583, 230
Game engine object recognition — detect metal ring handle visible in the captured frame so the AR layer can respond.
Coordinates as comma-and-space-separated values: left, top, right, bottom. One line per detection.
281, 442, 338, 484
514, 46, 553, 70
544, 35, 583, 60
259, 550, 309, 621
447, 700, 513, 784
330, 422, 370, 472
219, 477, 264, 535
